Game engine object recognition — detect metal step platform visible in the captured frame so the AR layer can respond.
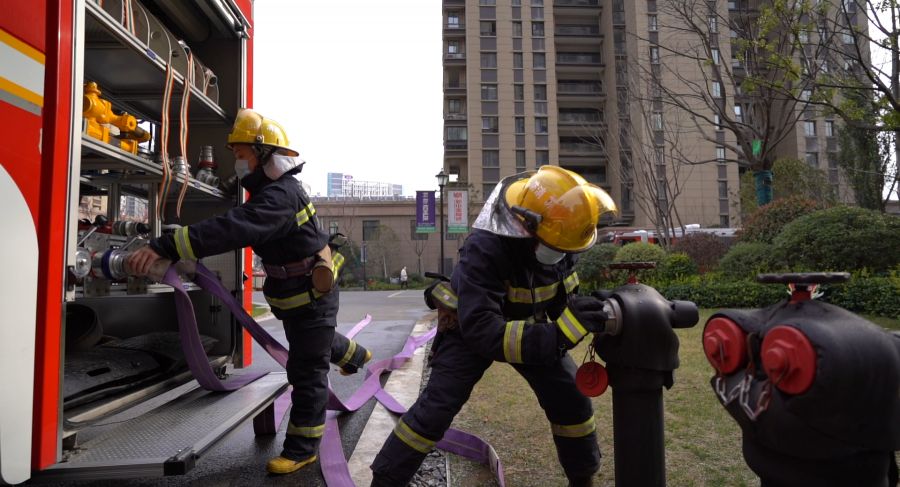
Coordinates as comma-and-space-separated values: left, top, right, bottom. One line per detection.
37, 372, 288, 481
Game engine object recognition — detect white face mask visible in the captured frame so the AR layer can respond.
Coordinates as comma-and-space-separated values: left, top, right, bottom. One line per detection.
535, 243, 566, 265
234, 159, 252, 179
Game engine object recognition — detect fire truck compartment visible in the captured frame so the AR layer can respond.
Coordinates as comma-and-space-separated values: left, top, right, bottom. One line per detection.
37, 372, 288, 480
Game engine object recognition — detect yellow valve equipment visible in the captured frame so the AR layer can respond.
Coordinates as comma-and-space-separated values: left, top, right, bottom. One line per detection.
82, 81, 151, 155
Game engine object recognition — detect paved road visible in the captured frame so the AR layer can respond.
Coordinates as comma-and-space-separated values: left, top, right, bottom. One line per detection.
37, 289, 430, 487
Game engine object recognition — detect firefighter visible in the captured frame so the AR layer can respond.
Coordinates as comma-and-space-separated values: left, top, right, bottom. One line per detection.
370, 166, 618, 487
126, 108, 372, 474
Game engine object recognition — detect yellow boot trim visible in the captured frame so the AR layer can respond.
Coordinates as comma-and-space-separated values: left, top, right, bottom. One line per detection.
340, 349, 373, 376
266, 454, 318, 475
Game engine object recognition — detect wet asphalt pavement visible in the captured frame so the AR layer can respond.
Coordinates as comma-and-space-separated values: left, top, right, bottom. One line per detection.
32, 289, 430, 487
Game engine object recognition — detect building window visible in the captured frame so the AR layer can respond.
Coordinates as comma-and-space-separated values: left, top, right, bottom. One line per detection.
481, 53, 497, 68
448, 99, 463, 114
447, 126, 468, 140
534, 52, 546, 69
483, 150, 500, 167
714, 113, 722, 130
720, 215, 730, 227
514, 52, 523, 68
516, 150, 526, 169
532, 0, 543, 5
535, 117, 549, 134
652, 112, 663, 130
481, 84, 498, 100
329, 221, 339, 235
534, 102, 548, 115
709, 15, 717, 33
532, 21, 544, 37
534, 84, 547, 100
447, 14, 460, 28
515, 117, 526, 133
801, 89, 812, 101
716, 146, 726, 161
648, 14, 658, 31
711, 48, 720, 65
363, 220, 380, 241
514, 84, 525, 100
733, 105, 743, 123
799, 30, 809, 43
536, 150, 549, 167
650, 46, 660, 64
804, 120, 816, 136
806, 152, 819, 167
712, 81, 722, 98
481, 21, 497, 36
825, 120, 834, 137
480, 0, 496, 4
482, 116, 499, 133
447, 41, 460, 54
513, 21, 523, 37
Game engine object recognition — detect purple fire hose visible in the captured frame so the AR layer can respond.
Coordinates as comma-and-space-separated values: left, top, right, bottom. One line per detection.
164, 264, 506, 486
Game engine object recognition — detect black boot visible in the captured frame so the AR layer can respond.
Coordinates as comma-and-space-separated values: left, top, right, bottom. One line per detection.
370, 473, 402, 487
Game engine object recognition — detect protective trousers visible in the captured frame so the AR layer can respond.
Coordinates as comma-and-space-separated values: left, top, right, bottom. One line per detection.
370, 330, 601, 485
280, 315, 334, 461
331, 332, 369, 374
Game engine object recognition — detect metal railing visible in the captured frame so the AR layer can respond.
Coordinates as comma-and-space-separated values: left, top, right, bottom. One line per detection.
560, 142, 602, 153
445, 140, 468, 150
555, 25, 601, 36
557, 53, 603, 64
554, 0, 599, 6
558, 82, 603, 94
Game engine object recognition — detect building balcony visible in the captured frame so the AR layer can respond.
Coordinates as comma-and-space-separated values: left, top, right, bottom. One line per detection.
444, 52, 466, 64
553, 0, 600, 16
556, 53, 603, 65
558, 81, 603, 95
444, 22, 465, 36
559, 114, 604, 125
444, 140, 468, 151
444, 0, 465, 6
445, 112, 467, 121
560, 141, 603, 155
444, 83, 467, 95
555, 25, 601, 37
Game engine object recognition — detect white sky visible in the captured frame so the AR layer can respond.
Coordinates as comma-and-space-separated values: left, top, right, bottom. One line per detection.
253, 0, 444, 196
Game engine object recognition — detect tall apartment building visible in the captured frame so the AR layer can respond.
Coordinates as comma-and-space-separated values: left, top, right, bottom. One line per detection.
442, 0, 859, 228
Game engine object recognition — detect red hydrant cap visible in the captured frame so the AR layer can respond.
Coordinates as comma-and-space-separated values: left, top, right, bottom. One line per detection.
703, 317, 748, 374
576, 361, 609, 397
761, 325, 817, 395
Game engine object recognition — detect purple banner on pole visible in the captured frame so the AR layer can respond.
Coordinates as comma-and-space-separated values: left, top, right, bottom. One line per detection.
416, 190, 436, 233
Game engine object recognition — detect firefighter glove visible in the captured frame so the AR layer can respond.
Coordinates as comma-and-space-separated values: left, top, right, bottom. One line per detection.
557, 295, 608, 348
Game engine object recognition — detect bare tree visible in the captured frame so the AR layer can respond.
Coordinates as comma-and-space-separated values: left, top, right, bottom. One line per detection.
642, 0, 818, 205
580, 72, 692, 249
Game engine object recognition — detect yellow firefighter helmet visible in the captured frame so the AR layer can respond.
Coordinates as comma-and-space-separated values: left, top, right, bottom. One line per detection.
504, 166, 617, 252
226, 108, 299, 156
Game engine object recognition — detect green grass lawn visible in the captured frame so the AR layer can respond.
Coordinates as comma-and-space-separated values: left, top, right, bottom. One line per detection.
448, 310, 900, 487
251, 304, 270, 318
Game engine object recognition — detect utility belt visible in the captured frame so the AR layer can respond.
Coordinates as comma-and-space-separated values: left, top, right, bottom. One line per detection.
263, 244, 338, 295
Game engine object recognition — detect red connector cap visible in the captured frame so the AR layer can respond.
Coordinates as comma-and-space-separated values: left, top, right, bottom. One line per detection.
576, 361, 608, 397
761, 325, 817, 395
703, 317, 748, 374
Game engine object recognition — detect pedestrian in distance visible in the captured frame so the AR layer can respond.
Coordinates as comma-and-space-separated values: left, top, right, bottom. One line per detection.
370, 166, 618, 486
400, 266, 408, 289
126, 108, 372, 475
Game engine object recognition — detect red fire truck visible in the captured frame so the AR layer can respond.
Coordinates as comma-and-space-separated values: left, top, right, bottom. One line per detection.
0, 1, 284, 483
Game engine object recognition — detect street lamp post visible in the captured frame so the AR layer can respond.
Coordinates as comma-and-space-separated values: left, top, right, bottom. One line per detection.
436, 170, 449, 275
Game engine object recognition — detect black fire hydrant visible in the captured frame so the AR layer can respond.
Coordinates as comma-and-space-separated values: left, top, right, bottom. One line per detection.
586, 262, 699, 487
702, 272, 900, 487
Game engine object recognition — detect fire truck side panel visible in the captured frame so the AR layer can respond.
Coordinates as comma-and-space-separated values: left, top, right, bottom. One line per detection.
0, 11, 45, 481
241, 0, 254, 367
37, 0, 79, 472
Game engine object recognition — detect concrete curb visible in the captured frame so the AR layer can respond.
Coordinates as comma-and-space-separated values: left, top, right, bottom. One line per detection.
347, 314, 436, 485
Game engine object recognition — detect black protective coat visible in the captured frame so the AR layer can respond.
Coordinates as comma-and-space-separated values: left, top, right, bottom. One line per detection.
371, 230, 601, 485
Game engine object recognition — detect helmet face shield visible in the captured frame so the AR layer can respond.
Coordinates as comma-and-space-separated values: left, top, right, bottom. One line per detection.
472, 171, 536, 239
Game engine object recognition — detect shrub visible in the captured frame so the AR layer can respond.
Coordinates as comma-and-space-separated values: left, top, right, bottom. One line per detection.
824, 275, 900, 319
574, 243, 619, 284
740, 196, 820, 244
657, 252, 698, 281
656, 276, 786, 308
772, 206, 900, 272
672, 233, 729, 272
719, 242, 778, 279
614, 242, 667, 264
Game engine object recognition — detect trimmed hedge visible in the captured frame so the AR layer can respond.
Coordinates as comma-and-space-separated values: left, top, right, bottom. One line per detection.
718, 242, 778, 279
